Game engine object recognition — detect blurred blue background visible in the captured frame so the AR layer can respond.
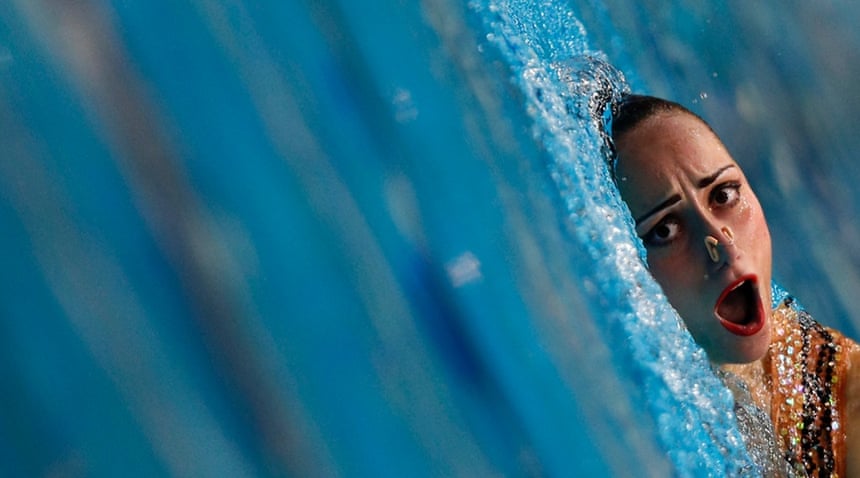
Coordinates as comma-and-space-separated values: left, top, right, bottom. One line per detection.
3, 0, 860, 476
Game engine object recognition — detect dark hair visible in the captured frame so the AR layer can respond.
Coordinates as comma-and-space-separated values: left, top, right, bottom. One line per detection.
610, 94, 706, 139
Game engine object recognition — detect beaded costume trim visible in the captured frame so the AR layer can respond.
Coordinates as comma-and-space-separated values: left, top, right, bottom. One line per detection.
767, 297, 849, 476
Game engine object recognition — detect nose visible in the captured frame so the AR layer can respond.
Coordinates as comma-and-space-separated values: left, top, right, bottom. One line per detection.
703, 225, 735, 269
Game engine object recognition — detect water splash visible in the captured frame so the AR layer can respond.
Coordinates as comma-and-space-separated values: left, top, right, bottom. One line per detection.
6, 0, 850, 475
473, 0, 760, 474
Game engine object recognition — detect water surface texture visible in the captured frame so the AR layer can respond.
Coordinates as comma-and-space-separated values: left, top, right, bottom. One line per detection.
2, 0, 859, 476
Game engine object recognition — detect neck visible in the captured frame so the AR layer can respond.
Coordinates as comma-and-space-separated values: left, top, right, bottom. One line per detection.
719, 358, 772, 412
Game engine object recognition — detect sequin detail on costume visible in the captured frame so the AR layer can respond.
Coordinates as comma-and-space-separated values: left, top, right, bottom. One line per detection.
768, 297, 846, 476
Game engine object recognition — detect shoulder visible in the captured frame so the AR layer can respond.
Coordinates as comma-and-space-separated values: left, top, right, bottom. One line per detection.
838, 331, 860, 475
819, 320, 860, 475
773, 298, 860, 473
800, 310, 860, 475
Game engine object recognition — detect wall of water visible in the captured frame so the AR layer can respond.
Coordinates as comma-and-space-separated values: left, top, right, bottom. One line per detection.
2, 0, 858, 476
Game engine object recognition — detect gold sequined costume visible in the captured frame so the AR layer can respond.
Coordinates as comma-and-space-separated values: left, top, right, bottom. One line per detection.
722, 296, 860, 477
764, 297, 856, 476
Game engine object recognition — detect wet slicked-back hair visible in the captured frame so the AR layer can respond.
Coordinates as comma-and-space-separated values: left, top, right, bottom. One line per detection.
610, 94, 707, 139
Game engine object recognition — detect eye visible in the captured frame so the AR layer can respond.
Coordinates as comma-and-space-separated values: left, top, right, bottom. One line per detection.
711, 182, 741, 208
642, 216, 681, 247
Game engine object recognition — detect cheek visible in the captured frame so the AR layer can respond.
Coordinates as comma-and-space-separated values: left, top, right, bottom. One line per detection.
736, 197, 772, 256
647, 249, 698, 304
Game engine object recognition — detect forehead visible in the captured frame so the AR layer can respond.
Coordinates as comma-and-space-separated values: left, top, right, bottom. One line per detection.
615, 111, 727, 175
614, 112, 735, 210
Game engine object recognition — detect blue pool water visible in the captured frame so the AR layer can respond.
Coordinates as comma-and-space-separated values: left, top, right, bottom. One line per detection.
2, 0, 860, 476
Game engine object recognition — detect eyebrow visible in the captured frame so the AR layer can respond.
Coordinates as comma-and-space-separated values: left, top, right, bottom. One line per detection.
634, 164, 737, 226
635, 195, 681, 226
697, 164, 736, 188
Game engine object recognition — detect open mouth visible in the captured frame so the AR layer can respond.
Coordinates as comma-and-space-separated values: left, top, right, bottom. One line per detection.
714, 275, 765, 337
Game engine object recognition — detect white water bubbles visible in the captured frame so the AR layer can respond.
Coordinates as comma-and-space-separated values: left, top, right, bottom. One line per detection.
474, 0, 760, 474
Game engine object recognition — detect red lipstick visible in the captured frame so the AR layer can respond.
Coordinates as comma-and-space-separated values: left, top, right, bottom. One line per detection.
714, 274, 765, 337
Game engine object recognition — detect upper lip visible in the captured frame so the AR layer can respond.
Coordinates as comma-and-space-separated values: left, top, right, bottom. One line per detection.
715, 273, 757, 309
709, 259, 730, 276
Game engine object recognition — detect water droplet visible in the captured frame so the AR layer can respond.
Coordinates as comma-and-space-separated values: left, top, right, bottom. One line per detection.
392, 88, 418, 123
446, 251, 482, 287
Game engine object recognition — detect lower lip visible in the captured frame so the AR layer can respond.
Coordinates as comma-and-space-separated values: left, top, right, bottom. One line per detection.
715, 275, 766, 337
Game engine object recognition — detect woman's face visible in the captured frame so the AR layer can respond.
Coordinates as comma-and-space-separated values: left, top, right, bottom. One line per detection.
614, 111, 772, 364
